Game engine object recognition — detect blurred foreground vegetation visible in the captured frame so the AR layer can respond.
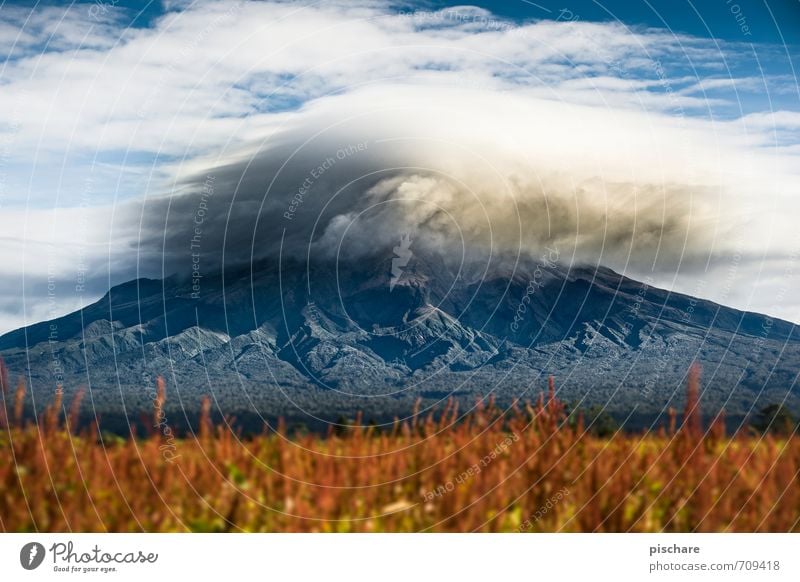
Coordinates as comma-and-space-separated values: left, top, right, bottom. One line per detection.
1, 366, 799, 532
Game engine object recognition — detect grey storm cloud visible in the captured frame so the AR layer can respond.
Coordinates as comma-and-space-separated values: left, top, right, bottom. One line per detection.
124, 85, 748, 279
3, 2, 800, 335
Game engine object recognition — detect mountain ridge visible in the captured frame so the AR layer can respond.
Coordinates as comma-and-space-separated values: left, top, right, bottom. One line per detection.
1, 251, 798, 423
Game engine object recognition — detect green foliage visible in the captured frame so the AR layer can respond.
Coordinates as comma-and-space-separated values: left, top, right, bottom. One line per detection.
566, 403, 620, 437
752, 404, 796, 436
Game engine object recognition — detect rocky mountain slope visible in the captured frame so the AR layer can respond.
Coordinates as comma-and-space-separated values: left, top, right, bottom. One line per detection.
1, 249, 798, 426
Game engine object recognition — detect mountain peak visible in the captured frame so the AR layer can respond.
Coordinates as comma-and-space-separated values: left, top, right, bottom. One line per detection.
1, 252, 798, 421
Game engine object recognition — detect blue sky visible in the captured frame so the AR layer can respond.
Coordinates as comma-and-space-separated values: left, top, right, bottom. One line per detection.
0, 0, 799, 332
9, 0, 800, 42
460, 0, 800, 43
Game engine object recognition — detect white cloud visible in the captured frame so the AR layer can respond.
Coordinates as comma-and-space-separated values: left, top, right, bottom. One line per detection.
0, 0, 798, 332
0, 0, 790, 164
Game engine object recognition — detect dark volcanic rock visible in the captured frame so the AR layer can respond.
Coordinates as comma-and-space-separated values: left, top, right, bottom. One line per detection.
1, 250, 798, 426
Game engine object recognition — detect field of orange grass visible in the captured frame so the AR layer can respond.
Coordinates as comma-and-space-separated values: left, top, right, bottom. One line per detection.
1, 364, 799, 532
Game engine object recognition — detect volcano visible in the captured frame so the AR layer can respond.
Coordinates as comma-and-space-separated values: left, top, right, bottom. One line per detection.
1, 247, 798, 427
